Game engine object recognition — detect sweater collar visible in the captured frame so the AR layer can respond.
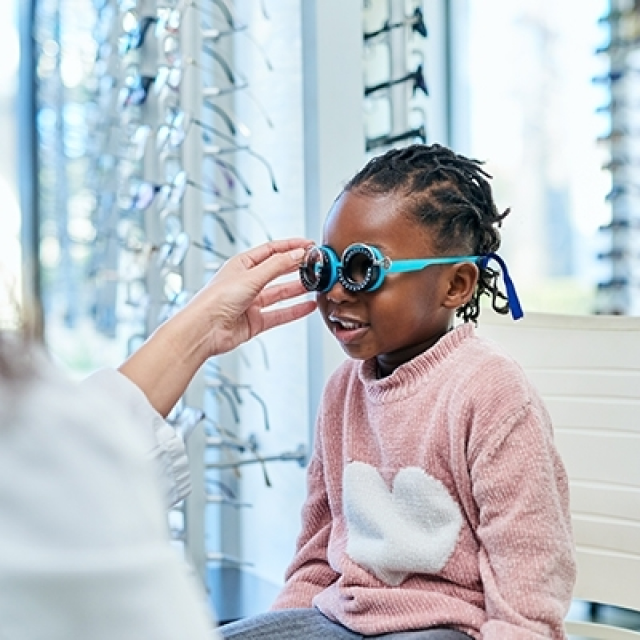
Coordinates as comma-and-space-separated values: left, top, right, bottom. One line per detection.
358, 322, 475, 403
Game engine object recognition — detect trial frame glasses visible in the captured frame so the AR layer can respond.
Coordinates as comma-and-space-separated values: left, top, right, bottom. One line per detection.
300, 243, 524, 320
299, 243, 481, 293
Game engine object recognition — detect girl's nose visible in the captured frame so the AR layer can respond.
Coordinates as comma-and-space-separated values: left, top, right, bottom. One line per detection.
325, 279, 358, 304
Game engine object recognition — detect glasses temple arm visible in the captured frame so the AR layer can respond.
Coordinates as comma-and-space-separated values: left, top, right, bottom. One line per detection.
387, 256, 479, 273
206, 155, 253, 196
201, 100, 251, 137
364, 64, 428, 98
206, 143, 279, 192
366, 125, 426, 152
201, 44, 238, 84
212, 0, 239, 29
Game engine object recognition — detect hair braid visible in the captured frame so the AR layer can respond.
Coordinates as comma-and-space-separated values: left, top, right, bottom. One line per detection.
344, 143, 511, 323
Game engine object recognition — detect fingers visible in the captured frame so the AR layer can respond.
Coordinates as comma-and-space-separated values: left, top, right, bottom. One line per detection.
254, 280, 317, 334
259, 300, 317, 333
236, 243, 310, 294
258, 279, 309, 309
239, 238, 312, 269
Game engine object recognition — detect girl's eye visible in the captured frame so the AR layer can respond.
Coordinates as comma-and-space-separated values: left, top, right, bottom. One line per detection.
347, 253, 371, 283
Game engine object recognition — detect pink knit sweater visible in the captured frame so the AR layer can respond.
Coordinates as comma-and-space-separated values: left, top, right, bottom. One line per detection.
272, 323, 576, 639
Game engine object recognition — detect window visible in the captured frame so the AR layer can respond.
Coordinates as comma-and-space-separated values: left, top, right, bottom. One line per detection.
458, 0, 610, 314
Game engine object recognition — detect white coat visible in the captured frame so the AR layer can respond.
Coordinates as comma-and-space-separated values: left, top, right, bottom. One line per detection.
0, 348, 219, 639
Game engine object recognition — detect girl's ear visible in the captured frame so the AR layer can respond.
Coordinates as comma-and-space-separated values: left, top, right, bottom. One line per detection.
442, 262, 479, 310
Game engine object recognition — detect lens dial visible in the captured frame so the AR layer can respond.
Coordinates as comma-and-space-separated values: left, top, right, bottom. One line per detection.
340, 244, 381, 292
300, 245, 335, 292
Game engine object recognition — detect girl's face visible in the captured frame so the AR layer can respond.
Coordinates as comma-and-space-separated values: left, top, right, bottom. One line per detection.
318, 190, 473, 376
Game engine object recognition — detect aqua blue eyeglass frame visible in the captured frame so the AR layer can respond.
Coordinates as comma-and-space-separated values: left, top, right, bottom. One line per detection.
299, 243, 482, 294
299, 243, 524, 320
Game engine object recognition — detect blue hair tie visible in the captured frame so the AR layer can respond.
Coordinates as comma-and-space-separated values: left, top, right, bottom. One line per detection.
479, 253, 524, 320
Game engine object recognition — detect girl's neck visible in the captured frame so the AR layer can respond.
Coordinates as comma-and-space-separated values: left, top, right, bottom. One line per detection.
374, 325, 454, 378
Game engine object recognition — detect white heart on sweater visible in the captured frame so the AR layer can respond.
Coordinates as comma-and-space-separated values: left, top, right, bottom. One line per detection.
343, 461, 462, 587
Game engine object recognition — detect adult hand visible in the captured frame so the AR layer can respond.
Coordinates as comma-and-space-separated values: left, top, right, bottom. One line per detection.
118, 238, 316, 417
188, 237, 317, 357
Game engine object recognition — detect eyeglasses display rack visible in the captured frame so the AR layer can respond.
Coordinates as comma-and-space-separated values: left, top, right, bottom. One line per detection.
595, 0, 640, 314
32, 0, 314, 619
362, 0, 430, 156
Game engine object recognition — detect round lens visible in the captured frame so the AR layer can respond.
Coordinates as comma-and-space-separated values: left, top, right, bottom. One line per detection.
118, 219, 146, 251
156, 124, 170, 151
163, 213, 183, 237
172, 109, 186, 131
341, 244, 376, 291
168, 231, 190, 268
169, 170, 187, 205
129, 124, 151, 160
346, 252, 370, 285
299, 246, 338, 292
126, 280, 148, 307
134, 181, 156, 210
167, 66, 182, 90
118, 177, 152, 211
299, 246, 324, 291
154, 65, 170, 93
163, 271, 183, 300
166, 8, 181, 34
170, 123, 185, 148
163, 35, 181, 66
121, 9, 138, 35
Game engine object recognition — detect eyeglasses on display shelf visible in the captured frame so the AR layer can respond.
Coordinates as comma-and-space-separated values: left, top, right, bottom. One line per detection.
594, 0, 640, 314
365, 123, 426, 152
35, 0, 303, 616
205, 438, 308, 490
203, 99, 253, 136
201, 198, 273, 245
205, 478, 252, 509
362, 0, 430, 158
118, 12, 157, 55
156, 105, 250, 152
363, 6, 427, 41
364, 61, 429, 98
156, 0, 285, 587
202, 133, 279, 192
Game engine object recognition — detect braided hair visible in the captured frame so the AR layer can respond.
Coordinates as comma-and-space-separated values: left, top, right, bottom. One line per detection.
343, 143, 510, 323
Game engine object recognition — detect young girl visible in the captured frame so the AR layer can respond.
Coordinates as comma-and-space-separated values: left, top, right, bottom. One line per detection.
220, 144, 576, 639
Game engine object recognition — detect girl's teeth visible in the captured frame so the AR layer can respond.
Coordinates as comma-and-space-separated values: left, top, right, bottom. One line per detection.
339, 320, 363, 329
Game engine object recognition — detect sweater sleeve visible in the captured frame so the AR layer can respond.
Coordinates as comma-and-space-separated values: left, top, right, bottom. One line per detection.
271, 419, 339, 609
468, 396, 576, 640
80, 369, 191, 510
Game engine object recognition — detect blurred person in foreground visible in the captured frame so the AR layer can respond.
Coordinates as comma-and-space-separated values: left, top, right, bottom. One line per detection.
0, 238, 316, 640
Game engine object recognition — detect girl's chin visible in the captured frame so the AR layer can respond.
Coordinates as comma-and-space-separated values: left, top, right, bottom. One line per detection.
338, 342, 376, 361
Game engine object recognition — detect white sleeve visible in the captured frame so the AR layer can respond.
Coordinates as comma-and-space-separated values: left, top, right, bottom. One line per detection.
80, 368, 191, 509
0, 357, 219, 640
